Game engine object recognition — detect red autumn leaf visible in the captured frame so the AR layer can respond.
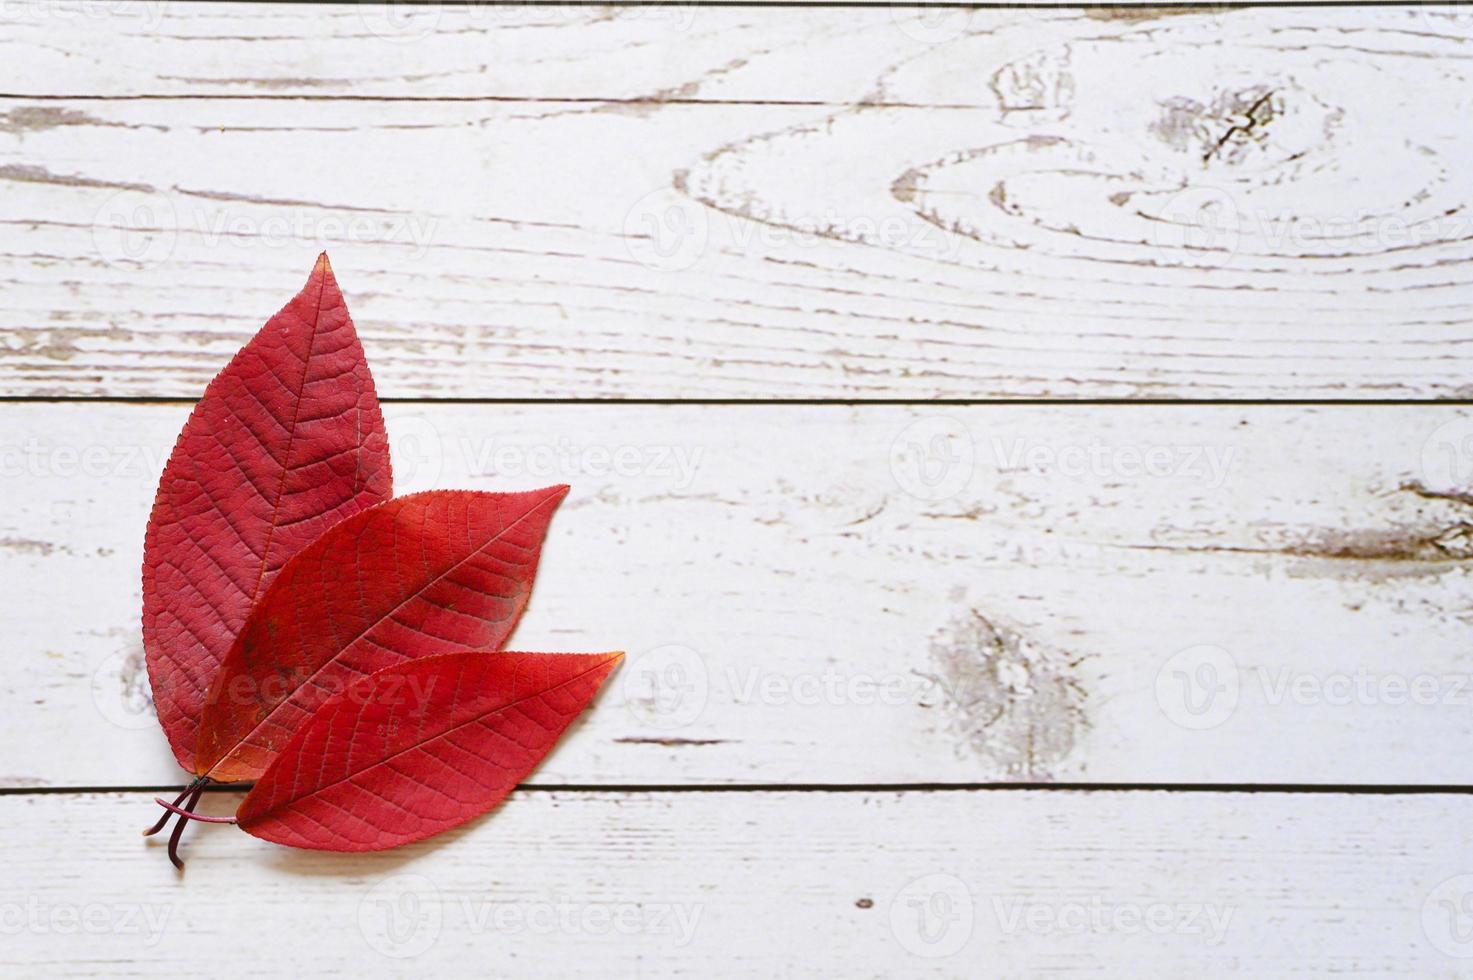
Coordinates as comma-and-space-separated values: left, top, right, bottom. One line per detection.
142, 253, 392, 772
194, 487, 569, 783
236, 650, 622, 851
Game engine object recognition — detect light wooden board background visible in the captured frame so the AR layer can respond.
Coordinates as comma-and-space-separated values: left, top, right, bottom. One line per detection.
3, 2, 1473, 976
3, 5, 1473, 398
9, 790, 1473, 976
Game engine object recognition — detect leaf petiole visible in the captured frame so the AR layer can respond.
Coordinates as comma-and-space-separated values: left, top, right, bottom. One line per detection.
144, 777, 229, 871
142, 776, 208, 837
153, 796, 238, 824
166, 783, 206, 871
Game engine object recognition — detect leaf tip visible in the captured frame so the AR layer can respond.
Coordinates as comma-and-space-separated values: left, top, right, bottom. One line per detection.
591, 650, 624, 678
541, 483, 572, 509
314, 251, 332, 275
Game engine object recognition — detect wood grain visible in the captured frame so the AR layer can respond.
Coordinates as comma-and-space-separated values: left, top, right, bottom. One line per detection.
3, 789, 1471, 975
1, 5, 1471, 398
0, 4, 1458, 100
4, 7, 1470, 976
9, 402, 1473, 788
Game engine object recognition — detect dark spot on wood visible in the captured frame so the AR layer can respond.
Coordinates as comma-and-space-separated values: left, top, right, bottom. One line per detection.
0, 163, 153, 192
1151, 96, 1211, 153
921, 609, 1086, 780
613, 737, 728, 746
0, 324, 137, 364
118, 647, 146, 691
1121, 481, 1473, 576
1203, 90, 1277, 163
855, 898, 874, 909
1084, 4, 1230, 22
890, 170, 920, 206
0, 106, 102, 135
1401, 480, 1473, 510
594, 56, 753, 117
1283, 525, 1473, 564
990, 47, 1075, 112
161, 75, 345, 91
0, 536, 59, 556
117, 645, 155, 720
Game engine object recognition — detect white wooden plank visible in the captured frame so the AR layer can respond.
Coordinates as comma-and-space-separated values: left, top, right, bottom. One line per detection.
7, 402, 1473, 788
2, 7, 1471, 398
0, 4, 1459, 99
2, 3, 1000, 100
2, 789, 1470, 976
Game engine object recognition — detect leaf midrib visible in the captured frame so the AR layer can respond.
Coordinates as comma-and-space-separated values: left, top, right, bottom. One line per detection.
245, 267, 328, 609
203, 488, 563, 777
244, 655, 618, 824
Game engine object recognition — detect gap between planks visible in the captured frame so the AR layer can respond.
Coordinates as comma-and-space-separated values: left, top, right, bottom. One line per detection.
59, 0, 1448, 7
8, 782, 1473, 796
3, 397, 1473, 406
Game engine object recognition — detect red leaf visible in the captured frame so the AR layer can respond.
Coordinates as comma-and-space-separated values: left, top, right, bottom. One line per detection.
195, 487, 569, 783
236, 651, 622, 851
142, 254, 391, 772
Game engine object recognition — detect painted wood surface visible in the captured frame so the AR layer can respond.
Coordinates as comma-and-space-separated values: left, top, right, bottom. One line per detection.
2, 4, 1460, 100
4, 7, 1471, 977
3, 789, 1472, 976
1, 5, 1471, 398
8, 401, 1473, 788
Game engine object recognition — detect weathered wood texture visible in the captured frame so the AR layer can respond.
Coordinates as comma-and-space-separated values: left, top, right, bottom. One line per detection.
0, 3, 1457, 99
9, 402, 1473, 788
4, 789, 1472, 975
1, 5, 1471, 398
4, 7, 1472, 978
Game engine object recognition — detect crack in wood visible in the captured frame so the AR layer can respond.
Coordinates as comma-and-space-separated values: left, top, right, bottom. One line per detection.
1203, 90, 1276, 163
